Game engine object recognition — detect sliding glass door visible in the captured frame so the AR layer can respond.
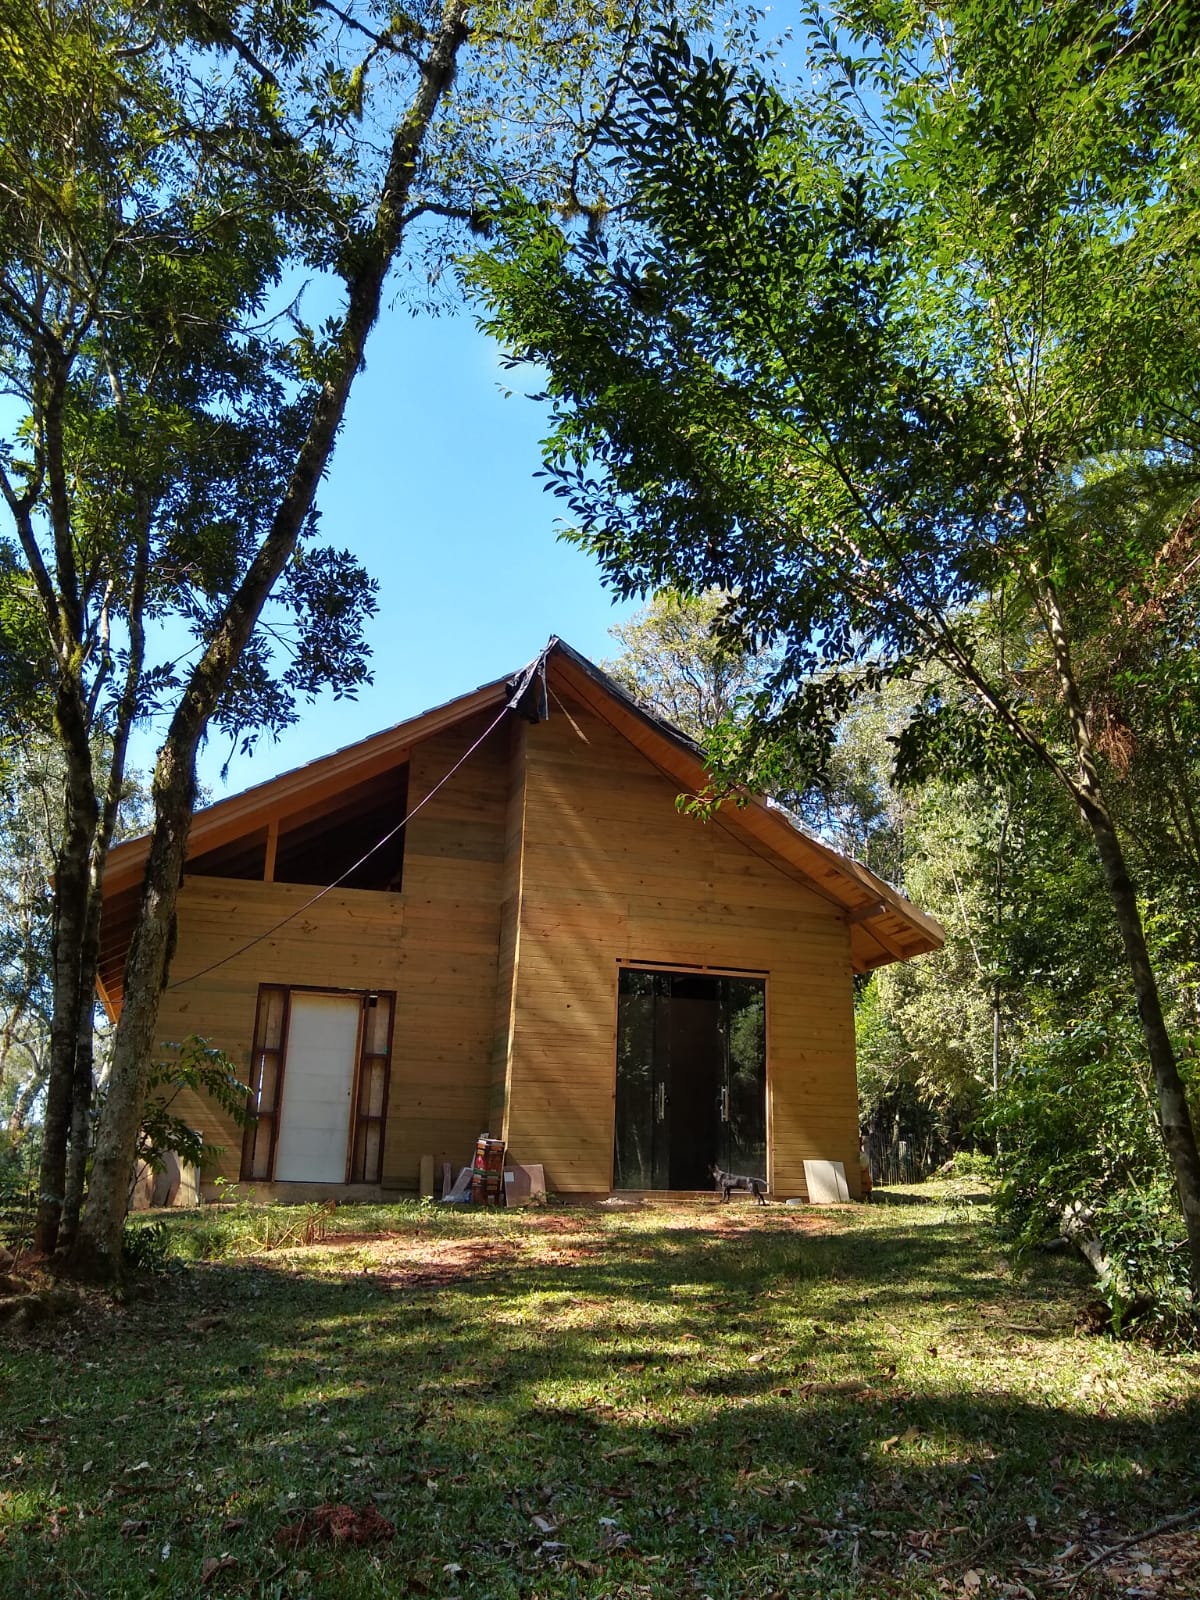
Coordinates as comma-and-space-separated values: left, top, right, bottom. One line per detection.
614, 969, 766, 1190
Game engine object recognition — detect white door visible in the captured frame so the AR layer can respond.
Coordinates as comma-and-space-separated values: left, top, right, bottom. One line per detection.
274, 992, 361, 1182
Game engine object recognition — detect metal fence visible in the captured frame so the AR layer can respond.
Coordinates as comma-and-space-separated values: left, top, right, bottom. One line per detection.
862, 1122, 952, 1188
867, 1139, 927, 1187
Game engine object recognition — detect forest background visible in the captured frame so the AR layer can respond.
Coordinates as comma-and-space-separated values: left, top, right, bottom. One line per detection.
473, 0, 1200, 1338
1, 0, 1198, 1339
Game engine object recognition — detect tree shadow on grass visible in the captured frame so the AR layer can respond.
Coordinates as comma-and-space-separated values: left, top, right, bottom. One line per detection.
3, 1210, 1192, 1600
870, 1188, 958, 1207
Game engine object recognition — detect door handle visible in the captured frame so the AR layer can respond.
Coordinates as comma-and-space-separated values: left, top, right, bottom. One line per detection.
721, 1086, 730, 1122
655, 1082, 666, 1120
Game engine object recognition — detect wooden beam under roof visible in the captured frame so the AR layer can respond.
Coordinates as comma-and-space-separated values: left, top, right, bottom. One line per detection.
100, 679, 508, 898
858, 915, 909, 964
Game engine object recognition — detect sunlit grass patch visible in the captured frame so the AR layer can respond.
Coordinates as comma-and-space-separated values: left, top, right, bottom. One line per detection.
2, 1190, 1197, 1598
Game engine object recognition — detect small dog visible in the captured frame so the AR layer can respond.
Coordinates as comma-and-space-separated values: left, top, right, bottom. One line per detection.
712, 1164, 768, 1205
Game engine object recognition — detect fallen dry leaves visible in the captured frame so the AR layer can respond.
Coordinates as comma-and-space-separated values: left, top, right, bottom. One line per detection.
275, 1503, 395, 1548
1061, 1520, 1200, 1596
199, 1553, 238, 1584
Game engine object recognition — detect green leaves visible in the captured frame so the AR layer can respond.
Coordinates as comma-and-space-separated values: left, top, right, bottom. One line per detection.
602, 588, 779, 743
475, 3, 1200, 791
474, 2, 1200, 1292
138, 1035, 253, 1175
993, 1019, 1197, 1341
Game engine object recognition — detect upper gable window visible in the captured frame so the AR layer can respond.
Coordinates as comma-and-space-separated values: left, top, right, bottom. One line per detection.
274, 765, 409, 891
186, 764, 409, 891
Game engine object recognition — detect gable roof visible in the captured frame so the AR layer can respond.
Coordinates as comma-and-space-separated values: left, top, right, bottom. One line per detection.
100, 638, 943, 986
543, 640, 943, 969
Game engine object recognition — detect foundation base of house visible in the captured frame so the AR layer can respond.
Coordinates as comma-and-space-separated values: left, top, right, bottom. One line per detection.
198, 1181, 413, 1205
192, 1183, 805, 1207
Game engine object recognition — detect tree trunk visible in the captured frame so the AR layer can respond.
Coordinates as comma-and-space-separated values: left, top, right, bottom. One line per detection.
6, 356, 97, 1256
1061, 1201, 1131, 1297
991, 795, 1011, 1155
34, 688, 98, 1254
8, 1058, 48, 1138
1082, 800, 1200, 1287
59, 567, 145, 1255
67, 0, 472, 1281
1040, 578, 1200, 1293
57, 886, 104, 1251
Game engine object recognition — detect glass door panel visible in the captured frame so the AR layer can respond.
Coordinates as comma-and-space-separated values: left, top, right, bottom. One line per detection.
614, 969, 662, 1189
615, 969, 767, 1190
666, 975, 723, 1189
721, 977, 767, 1178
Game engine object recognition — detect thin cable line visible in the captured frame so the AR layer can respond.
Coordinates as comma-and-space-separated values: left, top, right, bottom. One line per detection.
167, 697, 515, 992
547, 685, 590, 743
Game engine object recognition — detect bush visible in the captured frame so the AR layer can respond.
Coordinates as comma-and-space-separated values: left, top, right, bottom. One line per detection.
1085, 1178, 1194, 1344
121, 1217, 178, 1274
135, 1036, 251, 1181
938, 1150, 997, 1182
992, 1018, 1196, 1345
0, 1136, 39, 1253
151, 1195, 344, 1262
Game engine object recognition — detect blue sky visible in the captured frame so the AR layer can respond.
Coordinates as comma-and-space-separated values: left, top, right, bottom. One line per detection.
130, 302, 638, 799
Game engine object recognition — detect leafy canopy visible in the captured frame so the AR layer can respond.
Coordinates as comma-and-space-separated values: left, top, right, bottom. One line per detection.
472, 3, 1200, 789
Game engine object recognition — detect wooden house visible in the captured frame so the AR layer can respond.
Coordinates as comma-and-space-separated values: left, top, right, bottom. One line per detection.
98, 640, 943, 1201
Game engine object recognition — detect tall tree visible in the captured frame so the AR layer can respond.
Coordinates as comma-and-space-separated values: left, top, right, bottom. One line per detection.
0, 0, 379, 1255
603, 589, 775, 741
0, 734, 149, 1141
0, 740, 57, 1141
0, 0, 725, 1276
474, 4, 1200, 1285
71, 0, 469, 1277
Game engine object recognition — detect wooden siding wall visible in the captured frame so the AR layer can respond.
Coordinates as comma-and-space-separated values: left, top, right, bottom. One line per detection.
154, 709, 510, 1189
502, 690, 859, 1197
392, 711, 508, 1183
147, 694, 858, 1198
489, 720, 527, 1133
151, 879, 406, 1182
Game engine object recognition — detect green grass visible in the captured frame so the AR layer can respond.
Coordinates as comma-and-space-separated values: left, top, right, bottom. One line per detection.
2, 1187, 1198, 1598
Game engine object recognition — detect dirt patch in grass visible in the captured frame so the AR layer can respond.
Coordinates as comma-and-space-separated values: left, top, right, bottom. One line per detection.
0, 1250, 96, 1334
346, 1234, 523, 1289
303, 1202, 836, 1285
276, 1502, 395, 1548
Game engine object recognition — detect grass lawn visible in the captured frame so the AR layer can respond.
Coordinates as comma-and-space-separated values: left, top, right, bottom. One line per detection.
2, 1185, 1198, 1598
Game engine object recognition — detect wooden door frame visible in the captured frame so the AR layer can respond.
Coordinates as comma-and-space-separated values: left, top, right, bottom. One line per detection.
241, 983, 396, 1184
348, 990, 397, 1183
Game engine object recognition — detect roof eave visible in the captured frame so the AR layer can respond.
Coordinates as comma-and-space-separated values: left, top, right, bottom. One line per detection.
101, 675, 510, 898
545, 640, 945, 967
100, 636, 945, 971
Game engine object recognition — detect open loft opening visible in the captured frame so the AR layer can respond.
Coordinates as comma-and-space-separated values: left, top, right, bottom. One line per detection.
187, 764, 410, 892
